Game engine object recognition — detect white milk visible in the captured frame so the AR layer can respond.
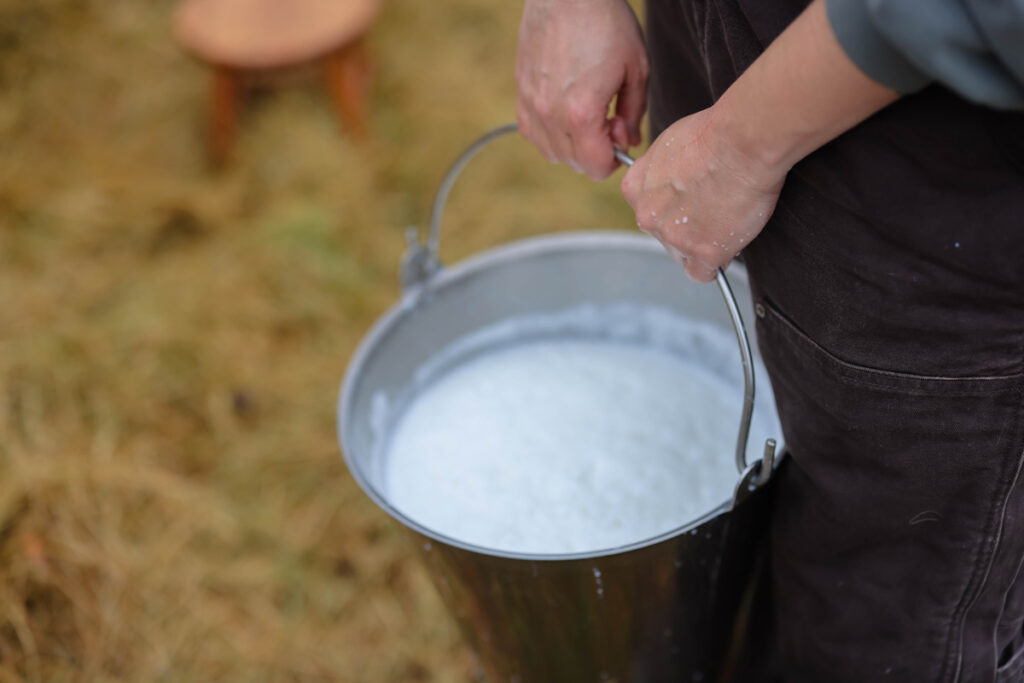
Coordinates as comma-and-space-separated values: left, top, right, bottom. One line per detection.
380, 305, 777, 555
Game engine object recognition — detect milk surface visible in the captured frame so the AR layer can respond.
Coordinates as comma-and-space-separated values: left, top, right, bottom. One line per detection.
382, 306, 775, 555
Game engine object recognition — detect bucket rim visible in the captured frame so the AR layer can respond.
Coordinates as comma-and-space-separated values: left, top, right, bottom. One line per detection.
338, 229, 762, 562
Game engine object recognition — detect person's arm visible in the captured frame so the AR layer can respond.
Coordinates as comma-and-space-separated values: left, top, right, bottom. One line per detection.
622, 0, 900, 282
515, 0, 648, 179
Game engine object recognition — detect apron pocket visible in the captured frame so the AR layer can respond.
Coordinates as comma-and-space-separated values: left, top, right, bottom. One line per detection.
752, 296, 1024, 682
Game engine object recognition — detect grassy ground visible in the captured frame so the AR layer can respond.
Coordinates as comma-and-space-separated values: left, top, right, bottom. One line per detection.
0, 0, 637, 680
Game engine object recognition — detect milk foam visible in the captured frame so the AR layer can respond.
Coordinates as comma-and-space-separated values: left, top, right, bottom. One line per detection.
380, 305, 778, 555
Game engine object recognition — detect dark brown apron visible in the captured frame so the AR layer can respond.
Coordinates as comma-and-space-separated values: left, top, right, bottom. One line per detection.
644, 1, 1024, 680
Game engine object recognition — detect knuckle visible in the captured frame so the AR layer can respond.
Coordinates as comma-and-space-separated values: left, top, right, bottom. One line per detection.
566, 97, 592, 130
620, 171, 637, 202
665, 244, 688, 265
539, 143, 558, 163
695, 266, 718, 283
691, 244, 720, 268
534, 96, 555, 120
662, 236, 689, 259
516, 105, 531, 133
637, 55, 651, 80
580, 147, 612, 180
636, 213, 658, 234
627, 53, 650, 82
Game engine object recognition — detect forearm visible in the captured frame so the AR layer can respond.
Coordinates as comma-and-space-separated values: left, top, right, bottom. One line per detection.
622, 0, 904, 281
712, 0, 901, 174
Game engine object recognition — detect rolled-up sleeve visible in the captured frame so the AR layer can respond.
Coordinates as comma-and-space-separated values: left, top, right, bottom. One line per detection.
825, 0, 1024, 110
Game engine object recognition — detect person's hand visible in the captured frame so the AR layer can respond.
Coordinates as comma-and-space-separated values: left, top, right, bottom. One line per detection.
618, 0, 900, 282
620, 107, 788, 282
515, 0, 648, 180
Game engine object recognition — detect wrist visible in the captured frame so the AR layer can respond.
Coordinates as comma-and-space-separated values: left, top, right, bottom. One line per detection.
702, 0, 900, 181
705, 90, 797, 184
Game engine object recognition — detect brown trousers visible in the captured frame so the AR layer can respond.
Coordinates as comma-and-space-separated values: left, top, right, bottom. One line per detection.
644, 1, 1024, 680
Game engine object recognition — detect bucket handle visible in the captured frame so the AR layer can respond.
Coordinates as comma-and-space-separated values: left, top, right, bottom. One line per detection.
403, 124, 775, 485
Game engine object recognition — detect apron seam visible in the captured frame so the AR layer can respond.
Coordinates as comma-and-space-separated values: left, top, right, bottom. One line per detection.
993, 535, 1024, 679
947, 387, 1024, 683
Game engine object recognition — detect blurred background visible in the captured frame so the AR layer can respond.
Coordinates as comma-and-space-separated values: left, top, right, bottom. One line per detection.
0, 0, 638, 680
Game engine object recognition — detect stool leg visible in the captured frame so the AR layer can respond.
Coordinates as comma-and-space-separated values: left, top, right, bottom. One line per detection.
324, 39, 371, 139
209, 66, 240, 164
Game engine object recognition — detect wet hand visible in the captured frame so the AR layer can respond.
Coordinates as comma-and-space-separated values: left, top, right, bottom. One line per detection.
515, 0, 648, 180
620, 108, 787, 282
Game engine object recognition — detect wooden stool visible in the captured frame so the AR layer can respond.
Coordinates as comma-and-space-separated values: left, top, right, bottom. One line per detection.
174, 0, 379, 164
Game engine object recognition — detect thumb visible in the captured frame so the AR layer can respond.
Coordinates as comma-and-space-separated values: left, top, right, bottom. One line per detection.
615, 65, 648, 147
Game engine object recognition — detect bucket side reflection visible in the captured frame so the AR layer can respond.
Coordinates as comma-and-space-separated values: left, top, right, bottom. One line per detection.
411, 476, 775, 683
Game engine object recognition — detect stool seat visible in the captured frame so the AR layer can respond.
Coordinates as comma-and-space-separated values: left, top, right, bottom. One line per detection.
173, 0, 379, 164
174, 0, 379, 69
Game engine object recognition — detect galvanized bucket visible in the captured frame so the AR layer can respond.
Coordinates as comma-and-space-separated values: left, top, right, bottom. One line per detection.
338, 124, 782, 683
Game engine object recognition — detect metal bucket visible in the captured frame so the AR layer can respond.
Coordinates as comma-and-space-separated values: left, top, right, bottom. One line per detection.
338, 125, 782, 683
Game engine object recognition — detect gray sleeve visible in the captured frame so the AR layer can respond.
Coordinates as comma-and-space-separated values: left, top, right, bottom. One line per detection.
825, 0, 1024, 110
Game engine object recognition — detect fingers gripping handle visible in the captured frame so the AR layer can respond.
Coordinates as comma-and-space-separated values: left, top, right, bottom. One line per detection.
614, 148, 635, 167
405, 124, 774, 484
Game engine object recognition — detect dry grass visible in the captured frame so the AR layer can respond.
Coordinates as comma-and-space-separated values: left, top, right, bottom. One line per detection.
0, 0, 637, 680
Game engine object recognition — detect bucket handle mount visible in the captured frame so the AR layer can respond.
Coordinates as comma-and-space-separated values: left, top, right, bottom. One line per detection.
403, 123, 776, 487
